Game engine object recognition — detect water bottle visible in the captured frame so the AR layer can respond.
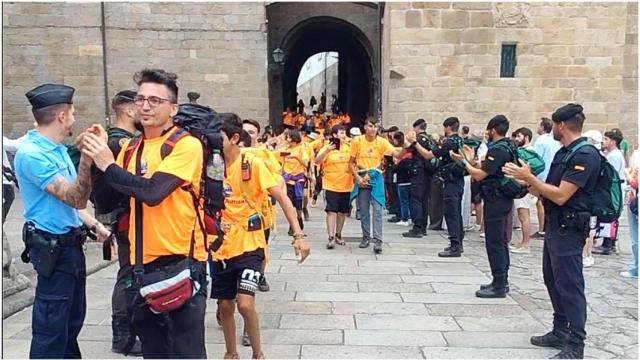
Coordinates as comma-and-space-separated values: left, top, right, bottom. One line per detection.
207, 150, 224, 181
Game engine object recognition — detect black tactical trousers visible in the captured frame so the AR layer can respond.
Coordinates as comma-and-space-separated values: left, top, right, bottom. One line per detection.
483, 196, 513, 288
443, 177, 464, 250
409, 179, 425, 230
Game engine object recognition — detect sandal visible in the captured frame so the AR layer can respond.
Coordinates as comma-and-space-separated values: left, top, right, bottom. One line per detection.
252, 352, 266, 359
326, 236, 335, 249
224, 353, 239, 359
334, 233, 346, 246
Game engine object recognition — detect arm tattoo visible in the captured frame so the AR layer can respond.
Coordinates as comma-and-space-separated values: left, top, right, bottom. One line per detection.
45, 159, 92, 209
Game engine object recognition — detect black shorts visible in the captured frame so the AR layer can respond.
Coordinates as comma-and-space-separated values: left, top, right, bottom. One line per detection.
210, 249, 265, 300
325, 190, 351, 214
286, 184, 304, 210
471, 181, 482, 205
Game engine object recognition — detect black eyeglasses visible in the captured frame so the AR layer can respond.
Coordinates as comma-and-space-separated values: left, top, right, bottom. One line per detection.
134, 95, 175, 107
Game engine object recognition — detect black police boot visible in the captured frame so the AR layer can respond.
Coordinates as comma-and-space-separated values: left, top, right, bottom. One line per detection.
476, 274, 507, 298
438, 247, 462, 257
593, 238, 613, 255
530, 330, 570, 350
550, 336, 584, 359
480, 282, 510, 292
402, 227, 423, 238
111, 318, 142, 356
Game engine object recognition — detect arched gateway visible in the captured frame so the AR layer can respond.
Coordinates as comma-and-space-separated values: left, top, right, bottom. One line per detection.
266, 2, 382, 132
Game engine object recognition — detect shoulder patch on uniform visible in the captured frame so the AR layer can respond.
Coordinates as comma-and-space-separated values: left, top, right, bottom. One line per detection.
574, 165, 585, 171
118, 138, 127, 147
487, 155, 495, 161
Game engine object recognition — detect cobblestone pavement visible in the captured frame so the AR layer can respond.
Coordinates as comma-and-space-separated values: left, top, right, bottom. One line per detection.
2, 199, 638, 359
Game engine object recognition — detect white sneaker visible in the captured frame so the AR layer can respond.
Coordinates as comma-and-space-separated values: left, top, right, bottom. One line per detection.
396, 221, 410, 226
583, 256, 595, 268
511, 246, 530, 254
620, 270, 638, 278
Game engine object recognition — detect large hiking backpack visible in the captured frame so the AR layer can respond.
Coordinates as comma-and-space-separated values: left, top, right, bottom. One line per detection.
122, 103, 224, 239
487, 139, 545, 199
562, 141, 623, 223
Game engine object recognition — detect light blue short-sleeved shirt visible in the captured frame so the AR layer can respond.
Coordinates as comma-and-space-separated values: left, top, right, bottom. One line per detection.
14, 130, 82, 234
534, 133, 562, 182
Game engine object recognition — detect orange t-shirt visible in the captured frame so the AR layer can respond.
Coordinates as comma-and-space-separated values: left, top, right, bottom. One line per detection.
275, 143, 309, 176
319, 143, 354, 192
349, 135, 395, 170
283, 112, 294, 126
214, 152, 279, 260
116, 128, 207, 265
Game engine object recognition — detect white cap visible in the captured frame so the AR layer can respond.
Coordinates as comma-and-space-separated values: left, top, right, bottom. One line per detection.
582, 129, 603, 150
582, 129, 603, 144
350, 127, 361, 136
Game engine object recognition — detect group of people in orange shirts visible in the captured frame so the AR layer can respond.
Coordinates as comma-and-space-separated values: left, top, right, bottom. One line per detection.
282, 107, 351, 135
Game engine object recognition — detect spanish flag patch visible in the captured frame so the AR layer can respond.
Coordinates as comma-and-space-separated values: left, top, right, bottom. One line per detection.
574, 165, 585, 171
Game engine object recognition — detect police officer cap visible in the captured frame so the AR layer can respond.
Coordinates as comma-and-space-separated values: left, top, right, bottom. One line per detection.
26, 83, 75, 110
486, 114, 509, 130
552, 103, 583, 122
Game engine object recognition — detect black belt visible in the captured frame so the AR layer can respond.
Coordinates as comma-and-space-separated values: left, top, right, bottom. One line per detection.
35, 227, 87, 247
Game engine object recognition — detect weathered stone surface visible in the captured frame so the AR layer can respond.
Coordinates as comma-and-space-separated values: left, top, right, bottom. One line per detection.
296, 291, 402, 303
302, 345, 423, 359
331, 302, 429, 315
355, 314, 460, 331
345, 329, 447, 346
280, 314, 355, 330
443, 331, 540, 349
421, 347, 557, 359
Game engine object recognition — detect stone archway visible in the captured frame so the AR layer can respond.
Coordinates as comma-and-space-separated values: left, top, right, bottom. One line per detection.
266, 2, 381, 132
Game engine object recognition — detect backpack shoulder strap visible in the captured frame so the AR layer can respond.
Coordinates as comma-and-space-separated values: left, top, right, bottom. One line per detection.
561, 140, 592, 168
122, 135, 144, 171
160, 126, 190, 160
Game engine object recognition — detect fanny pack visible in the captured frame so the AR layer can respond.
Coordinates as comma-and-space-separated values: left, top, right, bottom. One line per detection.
131, 139, 204, 314
135, 257, 201, 314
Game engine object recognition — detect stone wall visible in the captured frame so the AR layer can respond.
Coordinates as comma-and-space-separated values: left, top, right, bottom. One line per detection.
383, 2, 638, 144
2, 2, 268, 138
296, 62, 338, 114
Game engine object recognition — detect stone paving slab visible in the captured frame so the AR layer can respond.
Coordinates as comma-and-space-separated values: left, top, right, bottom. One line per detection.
280, 314, 355, 330
354, 314, 460, 331
345, 329, 447, 347
442, 331, 540, 349
421, 347, 557, 359
330, 301, 429, 315
401, 292, 518, 305
296, 291, 402, 303
301, 345, 424, 359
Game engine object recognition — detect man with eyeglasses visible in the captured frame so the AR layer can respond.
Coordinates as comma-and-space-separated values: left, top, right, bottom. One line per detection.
91, 90, 143, 355
84, 69, 208, 358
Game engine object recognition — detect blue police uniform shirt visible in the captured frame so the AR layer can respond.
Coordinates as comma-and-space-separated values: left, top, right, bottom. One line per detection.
14, 130, 83, 234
